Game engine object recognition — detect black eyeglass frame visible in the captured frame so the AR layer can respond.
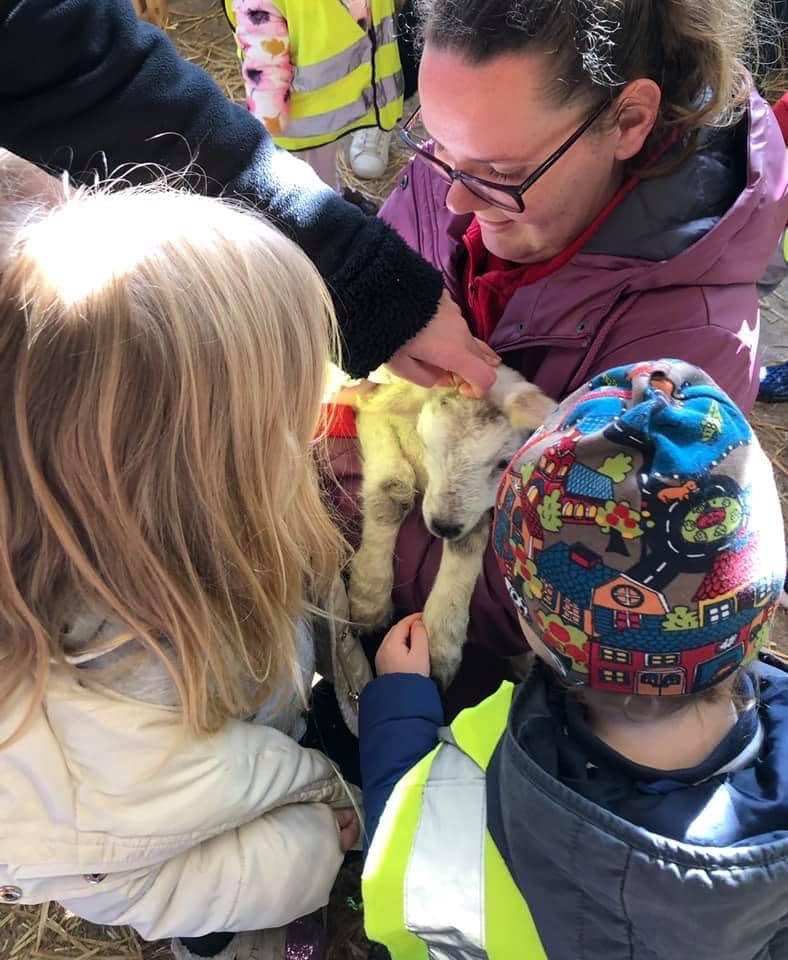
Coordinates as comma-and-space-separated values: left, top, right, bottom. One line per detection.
399, 98, 613, 213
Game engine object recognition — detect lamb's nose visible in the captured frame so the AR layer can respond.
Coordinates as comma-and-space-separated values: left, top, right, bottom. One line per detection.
430, 518, 462, 540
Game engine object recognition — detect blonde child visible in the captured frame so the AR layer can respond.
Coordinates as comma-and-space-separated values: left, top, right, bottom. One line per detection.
226, 0, 403, 189
0, 182, 359, 960
360, 360, 788, 960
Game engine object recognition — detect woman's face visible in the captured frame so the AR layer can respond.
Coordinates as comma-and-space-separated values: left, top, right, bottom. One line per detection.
418, 47, 649, 263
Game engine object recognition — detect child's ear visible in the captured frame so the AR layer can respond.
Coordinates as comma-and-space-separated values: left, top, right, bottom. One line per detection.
488, 366, 555, 430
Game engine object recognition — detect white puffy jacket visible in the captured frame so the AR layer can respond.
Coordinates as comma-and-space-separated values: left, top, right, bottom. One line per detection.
0, 638, 353, 940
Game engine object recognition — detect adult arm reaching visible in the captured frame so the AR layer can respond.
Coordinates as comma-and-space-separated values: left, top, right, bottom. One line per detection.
0, 0, 496, 393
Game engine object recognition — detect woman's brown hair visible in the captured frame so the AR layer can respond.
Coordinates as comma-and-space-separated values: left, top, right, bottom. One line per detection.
417, 0, 769, 167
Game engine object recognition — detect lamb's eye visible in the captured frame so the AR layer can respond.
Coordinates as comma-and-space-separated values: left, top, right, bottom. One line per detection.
495, 459, 509, 470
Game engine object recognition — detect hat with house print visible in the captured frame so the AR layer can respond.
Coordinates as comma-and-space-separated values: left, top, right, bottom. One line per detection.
492, 360, 786, 695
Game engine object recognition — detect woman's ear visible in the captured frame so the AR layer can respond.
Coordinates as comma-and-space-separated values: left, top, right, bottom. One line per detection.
611, 78, 662, 162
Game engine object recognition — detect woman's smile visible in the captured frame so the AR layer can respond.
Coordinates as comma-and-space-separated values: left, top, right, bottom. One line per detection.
476, 216, 516, 234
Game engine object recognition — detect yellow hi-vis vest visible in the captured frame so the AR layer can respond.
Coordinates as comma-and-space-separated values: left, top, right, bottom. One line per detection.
362, 682, 548, 960
225, 0, 403, 152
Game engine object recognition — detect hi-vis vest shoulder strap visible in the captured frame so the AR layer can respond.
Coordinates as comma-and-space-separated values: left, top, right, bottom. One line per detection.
225, 0, 403, 151
363, 683, 548, 960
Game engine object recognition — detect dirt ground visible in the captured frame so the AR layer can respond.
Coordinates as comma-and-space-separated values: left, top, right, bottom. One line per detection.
1, 4, 786, 959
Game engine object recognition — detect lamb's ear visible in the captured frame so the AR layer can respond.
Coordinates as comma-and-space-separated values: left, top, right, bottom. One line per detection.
488, 366, 556, 430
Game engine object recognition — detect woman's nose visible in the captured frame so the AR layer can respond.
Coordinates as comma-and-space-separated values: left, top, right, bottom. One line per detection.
445, 178, 492, 216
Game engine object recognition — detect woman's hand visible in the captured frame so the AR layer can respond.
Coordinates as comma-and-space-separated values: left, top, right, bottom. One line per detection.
334, 808, 361, 852
387, 290, 500, 398
375, 613, 431, 677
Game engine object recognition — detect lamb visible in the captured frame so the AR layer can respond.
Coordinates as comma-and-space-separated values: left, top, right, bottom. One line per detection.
347, 366, 554, 689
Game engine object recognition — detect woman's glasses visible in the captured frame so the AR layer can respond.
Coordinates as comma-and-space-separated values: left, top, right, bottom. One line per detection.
399, 99, 612, 213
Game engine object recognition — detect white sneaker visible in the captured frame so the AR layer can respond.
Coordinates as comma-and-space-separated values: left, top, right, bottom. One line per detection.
349, 128, 392, 179
171, 929, 288, 960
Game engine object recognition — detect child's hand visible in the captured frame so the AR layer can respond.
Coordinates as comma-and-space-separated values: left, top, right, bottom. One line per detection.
331, 378, 377, 405
334, 808, 360, 852
375, 613, 431, 677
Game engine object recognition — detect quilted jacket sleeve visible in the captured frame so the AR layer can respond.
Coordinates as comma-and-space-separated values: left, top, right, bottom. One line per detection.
359, 673, 443, 845
0, 670, 353, 936
58, 804, 344, 938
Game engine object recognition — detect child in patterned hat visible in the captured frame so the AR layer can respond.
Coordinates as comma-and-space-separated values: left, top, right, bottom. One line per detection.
359, 360, 788, 960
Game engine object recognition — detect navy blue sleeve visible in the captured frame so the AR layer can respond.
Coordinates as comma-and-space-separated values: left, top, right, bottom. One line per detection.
0, 0, 442, 377
359, 673, 444, 846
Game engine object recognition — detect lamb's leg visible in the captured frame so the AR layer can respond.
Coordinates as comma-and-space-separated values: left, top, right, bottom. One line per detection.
349, 418, 416, 630
423, 515, 491, 691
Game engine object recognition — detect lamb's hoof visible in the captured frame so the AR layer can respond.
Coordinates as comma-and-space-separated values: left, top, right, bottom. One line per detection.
423, 605, 466, 692
430, 651, 462, 693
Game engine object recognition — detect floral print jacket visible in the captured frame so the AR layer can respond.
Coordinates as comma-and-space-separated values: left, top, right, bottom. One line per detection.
233, 0, 369, 137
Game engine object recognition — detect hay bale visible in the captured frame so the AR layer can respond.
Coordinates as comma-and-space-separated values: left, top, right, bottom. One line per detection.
166, 5, 245, 104
0, 902, 171, 959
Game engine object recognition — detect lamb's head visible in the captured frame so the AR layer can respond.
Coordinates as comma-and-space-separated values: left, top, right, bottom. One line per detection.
417, 367, 555, 542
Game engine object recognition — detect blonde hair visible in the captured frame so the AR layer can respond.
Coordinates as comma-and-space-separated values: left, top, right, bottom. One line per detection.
0, 185, 345, 744
0, 150, 63, 271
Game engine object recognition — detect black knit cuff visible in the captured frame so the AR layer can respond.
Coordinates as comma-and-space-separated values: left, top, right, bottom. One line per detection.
325, 217, 444, 378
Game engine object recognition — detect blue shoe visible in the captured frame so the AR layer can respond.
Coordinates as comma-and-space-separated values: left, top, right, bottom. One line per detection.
758, 362, 788, 403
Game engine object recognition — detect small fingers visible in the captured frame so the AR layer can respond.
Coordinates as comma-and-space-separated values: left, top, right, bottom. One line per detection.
331, 379, 377, 405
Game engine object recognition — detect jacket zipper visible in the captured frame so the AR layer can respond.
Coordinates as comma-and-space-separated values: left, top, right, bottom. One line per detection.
492, 332, 594, 354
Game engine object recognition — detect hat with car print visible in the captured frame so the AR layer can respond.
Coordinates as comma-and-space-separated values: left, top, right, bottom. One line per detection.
492, 360, 786, 695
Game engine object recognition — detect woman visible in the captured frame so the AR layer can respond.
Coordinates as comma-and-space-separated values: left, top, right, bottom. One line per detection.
335, 0, 788, 713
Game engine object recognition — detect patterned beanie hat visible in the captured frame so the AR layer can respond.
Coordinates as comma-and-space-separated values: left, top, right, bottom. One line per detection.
493, 360, 786, 695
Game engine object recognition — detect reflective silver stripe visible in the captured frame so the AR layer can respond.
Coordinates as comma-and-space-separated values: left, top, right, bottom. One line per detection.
285, 91, 371, 138
285, 72, 402, 138
404, 744, 489, 958
374, 14, 397, 48
292, 16, 396, 93
292, 34, 368, 94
